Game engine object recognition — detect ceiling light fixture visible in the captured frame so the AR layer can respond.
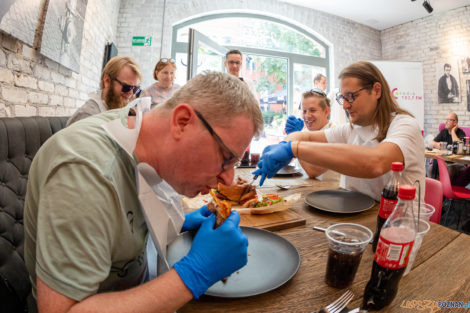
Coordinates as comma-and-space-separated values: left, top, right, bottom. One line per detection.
423, 0, 433, 13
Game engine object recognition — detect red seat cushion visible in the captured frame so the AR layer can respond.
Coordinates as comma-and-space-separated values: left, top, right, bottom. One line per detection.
451, 185, 470, 199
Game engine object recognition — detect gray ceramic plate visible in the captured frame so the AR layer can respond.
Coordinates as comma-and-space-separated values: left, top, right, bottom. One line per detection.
305, 189, 376, 213
166, 226, 301, 298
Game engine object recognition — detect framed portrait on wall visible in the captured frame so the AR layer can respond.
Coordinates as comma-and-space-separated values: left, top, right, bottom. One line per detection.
0, 0, 42, 46
461, 57, 470, 74
437, 61, 460, 104
467, 80, 470, 112
40, 0, 88, 73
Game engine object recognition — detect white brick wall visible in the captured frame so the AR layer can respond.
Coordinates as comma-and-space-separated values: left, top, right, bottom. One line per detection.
0, 50, 7, 66
14, 74, 37, 89
0, 0, 121, 117
0, 0, 468, 137
116, 0, 381, 88
0, 68, 14, 83
2, 86, 28, 104
381, 6, 470, 137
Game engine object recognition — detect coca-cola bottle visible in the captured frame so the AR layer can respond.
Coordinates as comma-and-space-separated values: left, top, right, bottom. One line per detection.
362, 185, 418, 311
372, 162, 403, 252
241, 146, 250, 166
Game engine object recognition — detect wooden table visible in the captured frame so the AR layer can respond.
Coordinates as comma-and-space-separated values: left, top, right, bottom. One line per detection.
425, 150, 470, 165
180, 169, 470, 313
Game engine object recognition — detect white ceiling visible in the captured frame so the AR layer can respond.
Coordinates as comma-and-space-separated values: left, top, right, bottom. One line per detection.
279, 0, 470, 30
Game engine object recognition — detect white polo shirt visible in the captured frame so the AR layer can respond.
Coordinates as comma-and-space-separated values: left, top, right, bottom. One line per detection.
324, 113, 425, 201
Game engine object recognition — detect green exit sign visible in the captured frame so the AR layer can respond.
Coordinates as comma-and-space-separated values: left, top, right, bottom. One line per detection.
132, 36, 152, 46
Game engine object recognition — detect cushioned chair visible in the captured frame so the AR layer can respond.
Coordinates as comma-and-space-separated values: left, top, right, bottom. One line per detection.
0, 116, 68, 312
425, 177, 443, 224
438, 123, 470, 138
436, 156, 470, 228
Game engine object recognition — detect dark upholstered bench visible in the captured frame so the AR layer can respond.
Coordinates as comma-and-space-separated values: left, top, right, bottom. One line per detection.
0, 116, 68, 312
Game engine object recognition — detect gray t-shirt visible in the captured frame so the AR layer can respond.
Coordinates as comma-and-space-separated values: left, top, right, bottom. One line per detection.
24, 108, 148, 301
142, 83, 180, 108
66, 91, 109, 126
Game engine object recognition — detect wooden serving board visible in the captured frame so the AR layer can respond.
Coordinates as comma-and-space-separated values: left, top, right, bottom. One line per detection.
240, 209, 306, 231
182, 192, 305, 231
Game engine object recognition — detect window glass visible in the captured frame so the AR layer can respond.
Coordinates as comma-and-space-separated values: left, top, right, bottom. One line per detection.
174, 52, 187, 87
292, 63, 326, 116
244, 54, 288, 146
176, 17, 325, 57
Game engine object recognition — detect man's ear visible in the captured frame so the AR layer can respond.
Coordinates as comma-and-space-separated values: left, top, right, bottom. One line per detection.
373, 82, 382, 99
103, 74, 111, 90
325, 106, 331, 117
170, 104, 195, 140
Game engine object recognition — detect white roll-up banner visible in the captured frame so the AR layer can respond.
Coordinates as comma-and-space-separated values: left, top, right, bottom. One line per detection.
371, 61, 424, 131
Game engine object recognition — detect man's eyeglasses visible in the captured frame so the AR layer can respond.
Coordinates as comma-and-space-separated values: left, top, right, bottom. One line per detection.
336, 84, 373, 105
160, 58, 176, 64
194, 110, 241, 172
446, 119, 456, 122
227, 61, 241, 65
113, 78, 141, 95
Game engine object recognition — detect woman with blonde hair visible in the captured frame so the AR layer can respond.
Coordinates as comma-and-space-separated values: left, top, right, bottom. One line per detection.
285, 89, 334, 178
143, 58, 180, 108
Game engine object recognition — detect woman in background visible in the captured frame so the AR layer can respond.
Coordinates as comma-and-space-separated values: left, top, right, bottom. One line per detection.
143, 58, 180, 108
284, 89, 334, 178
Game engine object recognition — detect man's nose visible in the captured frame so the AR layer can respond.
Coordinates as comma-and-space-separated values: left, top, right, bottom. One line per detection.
217, 168, 235, 186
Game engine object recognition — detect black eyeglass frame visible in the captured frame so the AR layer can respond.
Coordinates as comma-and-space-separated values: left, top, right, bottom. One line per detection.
336, 84, 373, 105
194, 110, 241, 172
113, 78, 141, 95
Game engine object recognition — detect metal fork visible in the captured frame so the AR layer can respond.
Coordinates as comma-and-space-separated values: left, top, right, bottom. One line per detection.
238, 175, 259, 202
318, 290, 355, 313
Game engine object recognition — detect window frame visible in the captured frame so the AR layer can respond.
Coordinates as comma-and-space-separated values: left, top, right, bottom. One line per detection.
171, 12, 330, 115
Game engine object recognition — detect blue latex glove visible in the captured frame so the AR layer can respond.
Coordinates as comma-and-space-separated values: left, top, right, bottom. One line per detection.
253, 141, 294, 186
181, 205, 212, 232
174, 211, 248, 299
285, 115, 304, 135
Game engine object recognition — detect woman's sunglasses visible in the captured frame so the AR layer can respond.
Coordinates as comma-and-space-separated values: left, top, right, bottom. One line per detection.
160, 58, 176, 64
113, 78, 141, 95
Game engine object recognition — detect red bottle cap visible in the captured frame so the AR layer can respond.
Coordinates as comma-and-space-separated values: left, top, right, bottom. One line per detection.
391, 162, 403, 172
398, 185, 416, 200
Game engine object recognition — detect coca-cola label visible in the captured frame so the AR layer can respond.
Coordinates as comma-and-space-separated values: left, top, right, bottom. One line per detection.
378, 197, 398, 219
375, 228, 415, 269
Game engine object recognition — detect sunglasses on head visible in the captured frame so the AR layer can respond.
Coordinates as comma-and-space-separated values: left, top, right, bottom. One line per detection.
298, 88, 327, 109
113, 78, 141, 95
309, 88, 327, 97
160, 58, 176, 64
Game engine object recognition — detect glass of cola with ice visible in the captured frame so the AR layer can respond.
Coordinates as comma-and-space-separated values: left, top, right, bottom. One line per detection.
325, 223, 373, 289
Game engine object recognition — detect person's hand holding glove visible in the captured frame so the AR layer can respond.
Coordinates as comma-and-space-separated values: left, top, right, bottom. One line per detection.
174, 211, 248, 299
181, 205, 212, 232
252, 141, 294, 186
285, 115, 304, 135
